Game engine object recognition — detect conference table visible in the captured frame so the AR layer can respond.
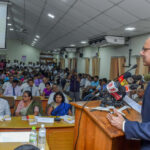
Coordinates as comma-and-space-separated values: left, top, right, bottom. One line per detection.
0, 141, 49, 150
0, 116, 75, 150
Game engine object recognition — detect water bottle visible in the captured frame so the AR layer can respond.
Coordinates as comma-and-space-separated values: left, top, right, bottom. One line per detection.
38, 124, 46, 150
29, 126, 37, 146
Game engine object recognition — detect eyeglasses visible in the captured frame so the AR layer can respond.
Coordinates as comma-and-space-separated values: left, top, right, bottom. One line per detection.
142, 47, 150, 51
23, 95, 28, 98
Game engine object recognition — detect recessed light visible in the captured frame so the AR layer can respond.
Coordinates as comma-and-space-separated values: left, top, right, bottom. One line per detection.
70, 44, 75, 47
34, 38, 38, 41
9, 28, 14, 31
125, 27, 136, 31
7, 16, 10, 20
7, 23, 12, 26
48, 13, 55, 19
36, 35, 40, 38
80, 41, 87, 44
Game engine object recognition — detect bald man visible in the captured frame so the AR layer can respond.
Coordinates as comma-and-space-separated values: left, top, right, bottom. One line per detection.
107, 37, 150, 150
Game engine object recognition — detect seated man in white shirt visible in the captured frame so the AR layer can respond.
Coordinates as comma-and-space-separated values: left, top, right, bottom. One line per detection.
3, 79, 22, 96
24, 78, 40, 96
2, 76, 14, 92
39, 77, 49, 95
0, 98, 11, 116
48, 84, 69, 105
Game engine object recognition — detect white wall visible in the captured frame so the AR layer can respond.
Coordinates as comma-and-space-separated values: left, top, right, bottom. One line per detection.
66, 34, 149, 79
0, 40, 41, 64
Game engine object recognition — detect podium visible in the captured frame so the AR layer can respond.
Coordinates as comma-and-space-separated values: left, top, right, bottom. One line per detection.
71, 101, 141, 150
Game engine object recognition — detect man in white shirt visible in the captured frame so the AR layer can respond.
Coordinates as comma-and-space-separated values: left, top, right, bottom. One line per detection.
23, 79, 40, 96
39, 77, 50, 95
0, 98, 11, 116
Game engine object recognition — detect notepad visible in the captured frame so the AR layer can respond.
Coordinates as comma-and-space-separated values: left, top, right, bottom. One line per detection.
0, 132, 30, 142
36, 117, 54, 123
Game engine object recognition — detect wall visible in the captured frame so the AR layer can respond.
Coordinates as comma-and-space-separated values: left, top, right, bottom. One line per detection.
0, 40, 41, 64
65, 34, 149, 79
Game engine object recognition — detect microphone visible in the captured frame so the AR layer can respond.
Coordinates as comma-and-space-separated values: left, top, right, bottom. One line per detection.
114, 64, 137, 81
130, 64, 137, 70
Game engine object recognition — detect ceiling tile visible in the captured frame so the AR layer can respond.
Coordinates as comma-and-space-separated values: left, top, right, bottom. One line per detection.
105, 6, 139, 25
119, 0, 150, 19
94, 14, 123, 29
81, 0, 113, 12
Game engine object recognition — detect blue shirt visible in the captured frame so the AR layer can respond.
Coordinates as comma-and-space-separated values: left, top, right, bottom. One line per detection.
90, 81, 99, 92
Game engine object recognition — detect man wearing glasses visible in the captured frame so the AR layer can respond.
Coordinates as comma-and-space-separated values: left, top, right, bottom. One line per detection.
107, 37, 150, 150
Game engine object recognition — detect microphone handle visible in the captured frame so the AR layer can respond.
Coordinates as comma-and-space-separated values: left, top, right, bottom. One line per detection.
113, 65, 137, 81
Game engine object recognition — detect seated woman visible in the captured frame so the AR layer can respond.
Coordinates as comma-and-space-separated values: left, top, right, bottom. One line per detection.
47, 92, 72, 116
15, 91, 43, 116
42, 82, 52, 98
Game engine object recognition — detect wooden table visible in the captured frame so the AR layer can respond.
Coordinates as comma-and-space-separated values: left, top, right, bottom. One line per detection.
71, 101, 141, 150
0, 117, 75, 150
0, 142, 49, 150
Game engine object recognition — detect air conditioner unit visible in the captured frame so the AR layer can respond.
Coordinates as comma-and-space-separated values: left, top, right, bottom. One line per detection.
89, 36, 126, 47
105, 36, 125, 45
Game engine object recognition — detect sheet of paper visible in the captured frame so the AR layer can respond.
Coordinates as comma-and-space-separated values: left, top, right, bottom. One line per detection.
123, 95, 141, 113
0, 132, 30, 142
36, 117, 54, 123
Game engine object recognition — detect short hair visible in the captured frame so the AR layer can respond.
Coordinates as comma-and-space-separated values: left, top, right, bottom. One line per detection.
45, 82, 50, 86
28, 78, 33, 83
14, 144, 39, 150
13, 79, 19, 84
23, 91, 33, 100
53, 92, 65, 103
102, 78, 107, 83
94, 76, 99, 79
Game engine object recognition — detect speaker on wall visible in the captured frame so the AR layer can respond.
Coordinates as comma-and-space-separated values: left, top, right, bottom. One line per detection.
79, 53, 83, 57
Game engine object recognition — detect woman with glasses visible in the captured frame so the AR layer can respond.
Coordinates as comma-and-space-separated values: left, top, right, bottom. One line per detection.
15, 91, 43, 116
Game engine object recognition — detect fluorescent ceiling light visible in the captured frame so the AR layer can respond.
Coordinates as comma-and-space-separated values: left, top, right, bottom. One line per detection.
125, 27, 136, 31
80, 41, 87, 44
70, 44, 75, 47
7, 23, 12, 26
34, 38, 38, 41
36, 35, 40, 38
9, 28, 14, 31
48, 13, 55, 19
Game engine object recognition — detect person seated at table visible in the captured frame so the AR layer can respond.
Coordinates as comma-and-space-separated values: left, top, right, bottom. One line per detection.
3, 79, 21, 96
0, 98, 11, 116
15, 91, 43, 116
42, 82, 52, 98
47, 84, 69, 105
47, 92, 72, 116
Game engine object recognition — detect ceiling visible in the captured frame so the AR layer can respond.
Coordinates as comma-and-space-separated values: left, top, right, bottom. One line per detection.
5, 0, 150, 51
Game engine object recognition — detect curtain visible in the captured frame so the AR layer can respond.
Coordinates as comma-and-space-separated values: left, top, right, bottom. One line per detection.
85, 58, 90, 74
109, 57, 125, 80
135, 56, 149, 75
92, 57, 100, 76
60, 58, 65, 69
72, 58, 77, 71
68, 59, 71, 71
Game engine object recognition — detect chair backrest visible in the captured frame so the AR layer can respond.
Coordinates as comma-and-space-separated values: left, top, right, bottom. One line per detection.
32, 96, 41, 102
0, 96, 15, 108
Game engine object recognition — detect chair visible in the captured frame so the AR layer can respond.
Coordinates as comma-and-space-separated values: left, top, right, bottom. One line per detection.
32, 96, 41, 103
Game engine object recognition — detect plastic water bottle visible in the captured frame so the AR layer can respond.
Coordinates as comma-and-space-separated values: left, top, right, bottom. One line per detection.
29, 126, 37, 146
38, 124, 46, 150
